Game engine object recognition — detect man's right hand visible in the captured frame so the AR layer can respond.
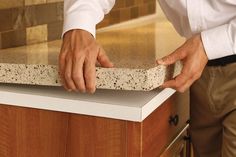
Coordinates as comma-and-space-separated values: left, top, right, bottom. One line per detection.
59, 29, 114, 93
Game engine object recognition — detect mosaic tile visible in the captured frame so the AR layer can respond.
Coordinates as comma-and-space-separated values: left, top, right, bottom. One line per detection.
47, 21, 63, 41
0, 0, 24, 9
0, 29, 26, 49
25, 0, 46, 6
0, 0, 156, 49
47, 0, 63, 3
26, 24, 47, 44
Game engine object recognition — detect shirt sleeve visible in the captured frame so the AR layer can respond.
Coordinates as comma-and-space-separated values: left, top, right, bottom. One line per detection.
62, 0, 115, 38
201, 18, 236, 60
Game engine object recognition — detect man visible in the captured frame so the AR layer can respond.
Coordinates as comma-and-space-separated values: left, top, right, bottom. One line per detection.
60, 0, 236, 157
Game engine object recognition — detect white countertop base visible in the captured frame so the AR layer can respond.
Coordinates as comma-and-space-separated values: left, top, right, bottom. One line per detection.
0, 84, 175, 122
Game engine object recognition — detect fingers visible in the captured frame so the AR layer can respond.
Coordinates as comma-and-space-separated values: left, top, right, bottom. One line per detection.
64, 55, 77, 91
97, 47, 114, 68
157, 48, 186, 65
59, 51, 67, 89
178, 78, 195, 93
84, 59, 96, 93
161, 66, 201, 93
158, 35, 208, 92
161, 73, 188, 93
161, 77, 190, 93
61, 49, 99, 93
72, 54, 86, 93
59, 29, 114, 93
60, 49, 99, 93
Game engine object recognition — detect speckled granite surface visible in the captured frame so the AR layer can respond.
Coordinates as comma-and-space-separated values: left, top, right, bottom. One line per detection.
0, 17, 185, 91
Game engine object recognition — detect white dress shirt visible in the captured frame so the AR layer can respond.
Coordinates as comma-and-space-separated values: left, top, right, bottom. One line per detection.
63, 0, 236, 60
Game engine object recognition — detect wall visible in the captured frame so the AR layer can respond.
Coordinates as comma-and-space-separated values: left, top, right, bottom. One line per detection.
0, 0, 156, 49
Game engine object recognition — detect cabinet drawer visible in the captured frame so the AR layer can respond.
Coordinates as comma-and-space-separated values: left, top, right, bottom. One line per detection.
160, 125, 188, 157
141, 91, 189, 157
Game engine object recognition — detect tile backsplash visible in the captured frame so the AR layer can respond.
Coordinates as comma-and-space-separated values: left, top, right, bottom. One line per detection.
0, 0, 156, 49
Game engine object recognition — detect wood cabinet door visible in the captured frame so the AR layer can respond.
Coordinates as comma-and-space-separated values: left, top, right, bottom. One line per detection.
141, 92, 190, 157
0, 105, 69, 157
65, 114, 127, 157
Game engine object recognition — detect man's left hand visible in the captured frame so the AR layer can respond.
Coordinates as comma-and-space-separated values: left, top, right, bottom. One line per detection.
156, 34, 208, 93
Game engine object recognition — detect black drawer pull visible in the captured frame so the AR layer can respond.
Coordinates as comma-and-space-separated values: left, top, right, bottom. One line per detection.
169, 115, 179, 126
183, 135, 191, 142
186, 119, 190, 124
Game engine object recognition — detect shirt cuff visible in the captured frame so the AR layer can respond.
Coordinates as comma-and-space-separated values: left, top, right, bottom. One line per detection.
62, 11, 97, 38
201, 24, 234, 60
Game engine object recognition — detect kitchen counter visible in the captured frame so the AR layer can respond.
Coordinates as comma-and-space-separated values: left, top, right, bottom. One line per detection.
0, 15, 185, 91
0, 15, 190, 157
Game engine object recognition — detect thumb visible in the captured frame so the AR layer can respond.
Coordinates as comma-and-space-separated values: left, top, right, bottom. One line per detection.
97, 47, 114, 68
156, 49, 186, 65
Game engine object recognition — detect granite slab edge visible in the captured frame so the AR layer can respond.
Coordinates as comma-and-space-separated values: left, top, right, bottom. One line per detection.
0, 62, 182, 91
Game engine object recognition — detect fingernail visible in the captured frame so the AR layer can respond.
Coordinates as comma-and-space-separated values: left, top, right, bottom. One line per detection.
67, 89, 72, 92
89, 89, 96, 94
160, 84, 167, 88
157, 59, 164, 65
79, 88, 86, 93
93, 89, 96, 94
88, 91, 94, 94
109, 63, 114, 68
159, 86, 164, 89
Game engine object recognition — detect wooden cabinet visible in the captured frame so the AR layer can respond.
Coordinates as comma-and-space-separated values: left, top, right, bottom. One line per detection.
0, 92, 189, 157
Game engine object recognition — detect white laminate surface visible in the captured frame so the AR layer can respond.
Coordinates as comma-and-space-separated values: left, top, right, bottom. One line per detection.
0, 84, 175, 122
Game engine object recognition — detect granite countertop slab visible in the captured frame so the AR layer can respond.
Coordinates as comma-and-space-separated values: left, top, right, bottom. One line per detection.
0, 16, 185, 91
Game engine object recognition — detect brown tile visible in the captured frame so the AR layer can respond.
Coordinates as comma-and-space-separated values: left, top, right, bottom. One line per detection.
0, 9, 14, 32
113, 0, 126, 10
47, 21, 63, 41
55, 2, 64, 21
0, 29, 26, 49
0, 0, 24, 9
98, 0, 156, 27
35, 3, 63, 24
24, 6, 37, 27
139, 3, 148, 16
147, 2, 156, 14
126, 0, 135, 7
47, 0, 63, 3
143, 0, 152, 4
120, 8, 131, 22
0, 2, 64, 31
26, 24, 48, 44
25, 0, 46, 6
109, 10, 121, 24
135, 0, 144, 5
24, 2, 63, 27
131, 6, 139, 19
1, 7, 28, 31
97, 18, 110, 28
12, 8, 25, 30
0, 33, 2, 49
